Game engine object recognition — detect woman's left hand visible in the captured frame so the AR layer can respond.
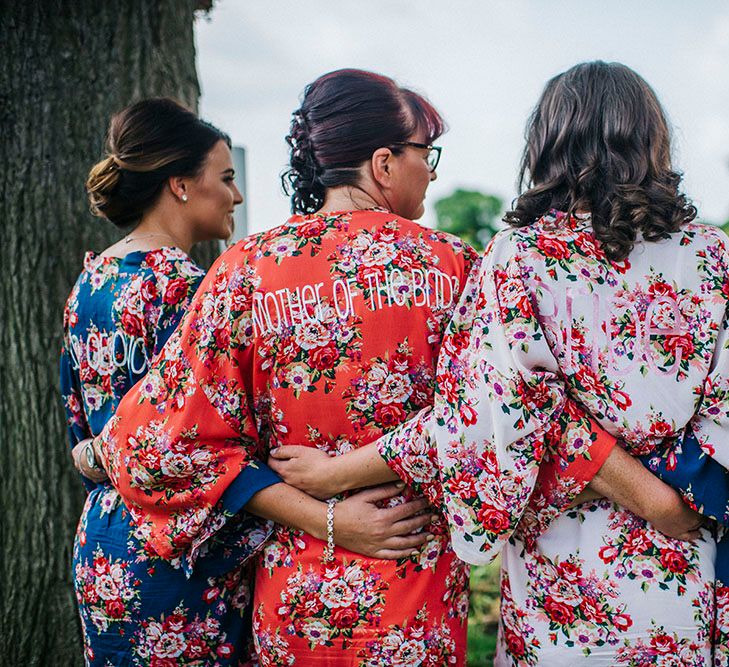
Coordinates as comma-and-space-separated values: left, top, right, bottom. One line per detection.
268, 446, 341, 499
71, 438, 109, 483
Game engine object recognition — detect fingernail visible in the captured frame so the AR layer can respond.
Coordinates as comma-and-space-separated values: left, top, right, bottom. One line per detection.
410, 549, 420, 555
395, 482, 405, 489
430, 515, 439, 522
426, 534, 435, 541
270, 448, 278, 455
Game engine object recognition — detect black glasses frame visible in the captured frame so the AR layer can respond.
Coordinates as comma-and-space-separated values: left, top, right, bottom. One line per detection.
390, 141, 442, 172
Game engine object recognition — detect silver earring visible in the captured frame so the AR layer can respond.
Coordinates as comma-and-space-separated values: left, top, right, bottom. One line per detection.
181, 194, 188, 202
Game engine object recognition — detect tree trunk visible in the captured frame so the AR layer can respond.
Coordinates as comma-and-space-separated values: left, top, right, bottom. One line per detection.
0, 2, 217, 663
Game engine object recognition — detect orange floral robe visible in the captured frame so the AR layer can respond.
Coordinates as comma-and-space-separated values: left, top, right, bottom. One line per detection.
98, 209, 479, 665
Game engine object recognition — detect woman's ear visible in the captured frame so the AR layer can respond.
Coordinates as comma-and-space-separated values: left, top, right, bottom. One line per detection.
168, 176, 188, 203
371, 147, 393, 187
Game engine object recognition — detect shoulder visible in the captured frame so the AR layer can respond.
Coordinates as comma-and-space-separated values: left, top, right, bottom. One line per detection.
481, 227, 525, 264
681, 221, 729, 248
410, 221, 477, 257
367, 212, 480, 261
136, 248, 206, 310
141, 247, 205, 281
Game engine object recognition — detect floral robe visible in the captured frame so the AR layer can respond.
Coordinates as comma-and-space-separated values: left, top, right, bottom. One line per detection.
376, 212, 728, 666
61, 248, 278, 666
641, 431, 729, 665
96, 209, 480, 665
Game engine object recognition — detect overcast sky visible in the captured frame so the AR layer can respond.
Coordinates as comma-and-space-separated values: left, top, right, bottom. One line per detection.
195, 1, 729, 235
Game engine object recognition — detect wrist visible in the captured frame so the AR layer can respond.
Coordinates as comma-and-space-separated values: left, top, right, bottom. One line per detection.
322, 499, 337, 561
327, 455, 350, 494
650, 484, 681, 521
93, 437, 108, 469
307, 499, 328, 542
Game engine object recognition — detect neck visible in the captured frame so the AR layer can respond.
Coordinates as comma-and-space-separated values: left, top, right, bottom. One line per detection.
129, 210, 193, 254
318, 183, 389, 215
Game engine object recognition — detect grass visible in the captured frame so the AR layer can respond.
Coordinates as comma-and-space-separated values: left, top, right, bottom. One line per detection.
466, 559, 501, 665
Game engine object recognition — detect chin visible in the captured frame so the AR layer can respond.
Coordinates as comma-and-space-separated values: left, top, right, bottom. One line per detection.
411, 205, 425, 221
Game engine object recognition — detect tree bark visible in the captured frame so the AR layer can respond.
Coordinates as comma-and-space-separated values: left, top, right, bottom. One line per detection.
0, 2, 217, 663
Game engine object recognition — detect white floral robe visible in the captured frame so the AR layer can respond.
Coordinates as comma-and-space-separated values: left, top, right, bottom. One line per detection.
377, 212, 728, 666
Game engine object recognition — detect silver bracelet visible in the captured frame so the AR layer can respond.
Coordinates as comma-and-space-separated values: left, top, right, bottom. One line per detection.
322, 498, 337, 562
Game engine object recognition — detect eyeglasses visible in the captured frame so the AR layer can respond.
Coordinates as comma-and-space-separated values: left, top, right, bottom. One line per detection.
391, 141, 442, 172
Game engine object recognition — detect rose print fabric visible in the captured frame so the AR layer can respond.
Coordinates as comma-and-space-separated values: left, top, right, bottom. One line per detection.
639, 431, 729, 666
61, 247, 278, 666
95, 209, 478, 664
377, 211, 727, 665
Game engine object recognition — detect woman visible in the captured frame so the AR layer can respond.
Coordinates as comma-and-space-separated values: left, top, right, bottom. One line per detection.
271, 62, 727, 665
63, 97, 429, 667
88, 68, 479, 664
376, 61, 725, 666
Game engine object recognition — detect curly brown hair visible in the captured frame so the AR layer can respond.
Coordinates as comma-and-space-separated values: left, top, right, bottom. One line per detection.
504, 61, 696, 261
281, 69, 445, 214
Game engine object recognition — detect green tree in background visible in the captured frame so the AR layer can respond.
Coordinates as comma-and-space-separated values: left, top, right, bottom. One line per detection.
434, 189, 503, 251
721, 220, 729, 236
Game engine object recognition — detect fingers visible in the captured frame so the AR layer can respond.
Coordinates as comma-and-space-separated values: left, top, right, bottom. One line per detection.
269, 445, 303, 460
382, 533, 432, 550
384, 498, 430, 521
372, 534, 433, 560
267, 457, 284, 473
664, 526, 702, 541
267, 459, 290, 481
389, 514, 433, 535
356, 482, 407, 503
372, 549, 418, 560
681, 528, 702, 541
672, 531, 700, 542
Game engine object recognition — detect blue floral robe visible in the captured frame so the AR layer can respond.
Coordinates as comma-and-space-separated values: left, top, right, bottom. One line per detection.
60, 247, 278, 666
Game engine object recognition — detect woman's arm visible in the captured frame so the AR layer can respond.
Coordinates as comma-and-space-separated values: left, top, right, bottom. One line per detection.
268, 442, 397, 499
247, 482, 433, 559
91, 251, 436, 567
60, 328, 109, 485
639, 428, 729, 525
269, 428, 704, 541
578, 444, 703, 540
271, 240, 708, 564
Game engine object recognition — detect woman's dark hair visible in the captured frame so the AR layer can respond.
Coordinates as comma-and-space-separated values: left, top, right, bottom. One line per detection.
504, 61, 696, 262
282, 68, 445, 214
86, 97, 230, 229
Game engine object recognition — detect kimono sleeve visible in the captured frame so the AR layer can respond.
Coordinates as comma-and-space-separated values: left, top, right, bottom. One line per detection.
59, 315, 95, 490
60, 335, 89, 448
378, 234, 616, 564
96, 251, 279, 570
640, 428, 729, 525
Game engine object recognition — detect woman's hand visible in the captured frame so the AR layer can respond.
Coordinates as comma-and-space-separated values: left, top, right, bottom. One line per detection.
334, 483, 435, 559
588, 444, 704, 541
648, 486, 705, 541
269, 445, 342, 499
71, 438, 109, 483
567, 486, 602, 508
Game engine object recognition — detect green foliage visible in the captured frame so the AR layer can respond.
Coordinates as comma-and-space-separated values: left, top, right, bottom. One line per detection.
434, 189, 503, 251
467, 560, 500, 664
721, 220, 729, 236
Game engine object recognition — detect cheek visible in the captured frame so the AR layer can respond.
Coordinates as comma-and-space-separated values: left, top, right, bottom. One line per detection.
413, 170, 430, 199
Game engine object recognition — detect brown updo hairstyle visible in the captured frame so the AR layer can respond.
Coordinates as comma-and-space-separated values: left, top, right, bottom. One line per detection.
504, 61, 696, 262
86, 98, 230, 229
282, 68, 445, 214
